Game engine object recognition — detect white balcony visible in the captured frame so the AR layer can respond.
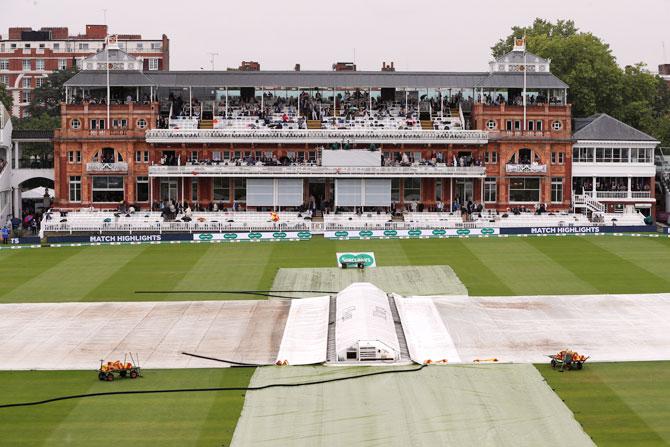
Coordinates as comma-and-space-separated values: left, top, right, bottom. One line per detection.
583, 190, 654, 201
148, 163, 486, 178
505, 163, 547, 174
572, 162, 655, 177
145, 128, 489, 145
86, 162, 129, 173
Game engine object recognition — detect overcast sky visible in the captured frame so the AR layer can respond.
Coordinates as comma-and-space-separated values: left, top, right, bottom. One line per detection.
3, 0, 669, 72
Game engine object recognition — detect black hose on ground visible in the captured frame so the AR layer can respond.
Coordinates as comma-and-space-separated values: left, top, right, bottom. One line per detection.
0, 364, 427, 409
134, 290, 338, 299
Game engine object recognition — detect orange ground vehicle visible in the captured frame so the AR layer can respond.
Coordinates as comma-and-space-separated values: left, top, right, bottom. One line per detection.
548, 350, 589, 371
98, 353, 141, 381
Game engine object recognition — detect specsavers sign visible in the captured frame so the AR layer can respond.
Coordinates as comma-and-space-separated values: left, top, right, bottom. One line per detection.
336, 252, 377, 268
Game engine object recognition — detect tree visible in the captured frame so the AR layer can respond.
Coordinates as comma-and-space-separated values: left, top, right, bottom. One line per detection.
26, 67, 78, 118
0, 83, 12, 112
492, 19, 670, 146
491, 19, 579, 58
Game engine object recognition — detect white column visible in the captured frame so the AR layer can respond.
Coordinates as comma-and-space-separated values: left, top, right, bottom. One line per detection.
627, 176, 632, 199
189, 87, 192, 117
13, 187, 21, 218
13, 141, 19, 169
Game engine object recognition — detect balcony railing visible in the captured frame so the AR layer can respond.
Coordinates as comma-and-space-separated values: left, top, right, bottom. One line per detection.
148, 163, 486, 178
145, 128, 489, 144
86, 162, 129, 173
505, 163, 547, 174
18, 159, 54, 169
584, 190, 653, 200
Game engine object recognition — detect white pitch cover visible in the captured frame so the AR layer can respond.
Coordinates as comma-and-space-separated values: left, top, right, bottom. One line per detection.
275, 296, 330, 365
394, 295, 462, 363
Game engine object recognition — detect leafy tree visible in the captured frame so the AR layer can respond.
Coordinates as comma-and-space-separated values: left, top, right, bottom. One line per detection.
0, 83, 12, 112
11, 113, 59, 160
493, 19, 670, 146
26, 67, 78, 118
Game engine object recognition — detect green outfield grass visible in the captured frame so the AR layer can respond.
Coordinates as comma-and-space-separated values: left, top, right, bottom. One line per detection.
1, 235, 670, 303
539, 362, 670, 446
0, 368, 254, 447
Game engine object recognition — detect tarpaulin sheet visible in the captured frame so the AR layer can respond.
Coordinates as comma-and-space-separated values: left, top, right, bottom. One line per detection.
231, 364, 594, 446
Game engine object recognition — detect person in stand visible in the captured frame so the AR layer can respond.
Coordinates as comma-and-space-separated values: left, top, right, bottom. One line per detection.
1, 226, 9, 244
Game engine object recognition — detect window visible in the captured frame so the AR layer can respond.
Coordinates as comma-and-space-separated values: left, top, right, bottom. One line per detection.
35, 77, 45, 88
67, 151, 81, 163
112, 119, 127, 128
551, 177, 563, 203
491, 151, 498, 163
70, 119, 81, 129
484, 178, 497, 203
53, 43, 60, 50
595, 147, 630, 163
484, 151, 489, 163
0, 75, 7, 86
212, 178, 230, 201
22, 59, 31, 71
0, 59, 8, 70
92, 176, 124, 202
90, 119, 106, 130
148, 58, 159, 70
58, 59, 67, 70
506, 120, 513, 131
212, 151, 222, 161
136, 176, 149, 202
22, 78, 31, 88
631, 148, 652, 163
509, 177, 540, 202
136, 43, 144, 50
527, 120, 534, 131
78, 43, 89, 50
573, 147, 593, 163
151, 42, 161, 50
536, 120, 543, 131
403, 178, 421, 202
36, 59, 45, 70
137, 119, 147, 129
69, 176, 81, 202
514, 120, 521, 131
551, 120, 562, 131
190, 151, 198, 162
22, 91, 30, 103
486, 120, 497, 130
135, 151, 149, 163
551, 152, 563, 164
191, 179, 199, 202
234, 178, 246, 202
391, 178, 400, 202
558, 152, 564, 164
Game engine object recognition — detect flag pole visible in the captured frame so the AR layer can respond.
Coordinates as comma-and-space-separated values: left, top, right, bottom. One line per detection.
106, 35, 111, 130
522, 35, 527, 131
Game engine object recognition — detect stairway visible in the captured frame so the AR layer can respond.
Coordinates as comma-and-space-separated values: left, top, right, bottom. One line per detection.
326, 295, 337, 363
199, 119, 213, 129
420, 120, 433, 130
387, 295, 411, 362
573, 193, 606, 213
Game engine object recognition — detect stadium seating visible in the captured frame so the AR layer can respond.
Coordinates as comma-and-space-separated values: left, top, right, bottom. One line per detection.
41, 210, 310, 233
404, 212, 463, 228
473, 211, 591, 228
323, 213, 396, 230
